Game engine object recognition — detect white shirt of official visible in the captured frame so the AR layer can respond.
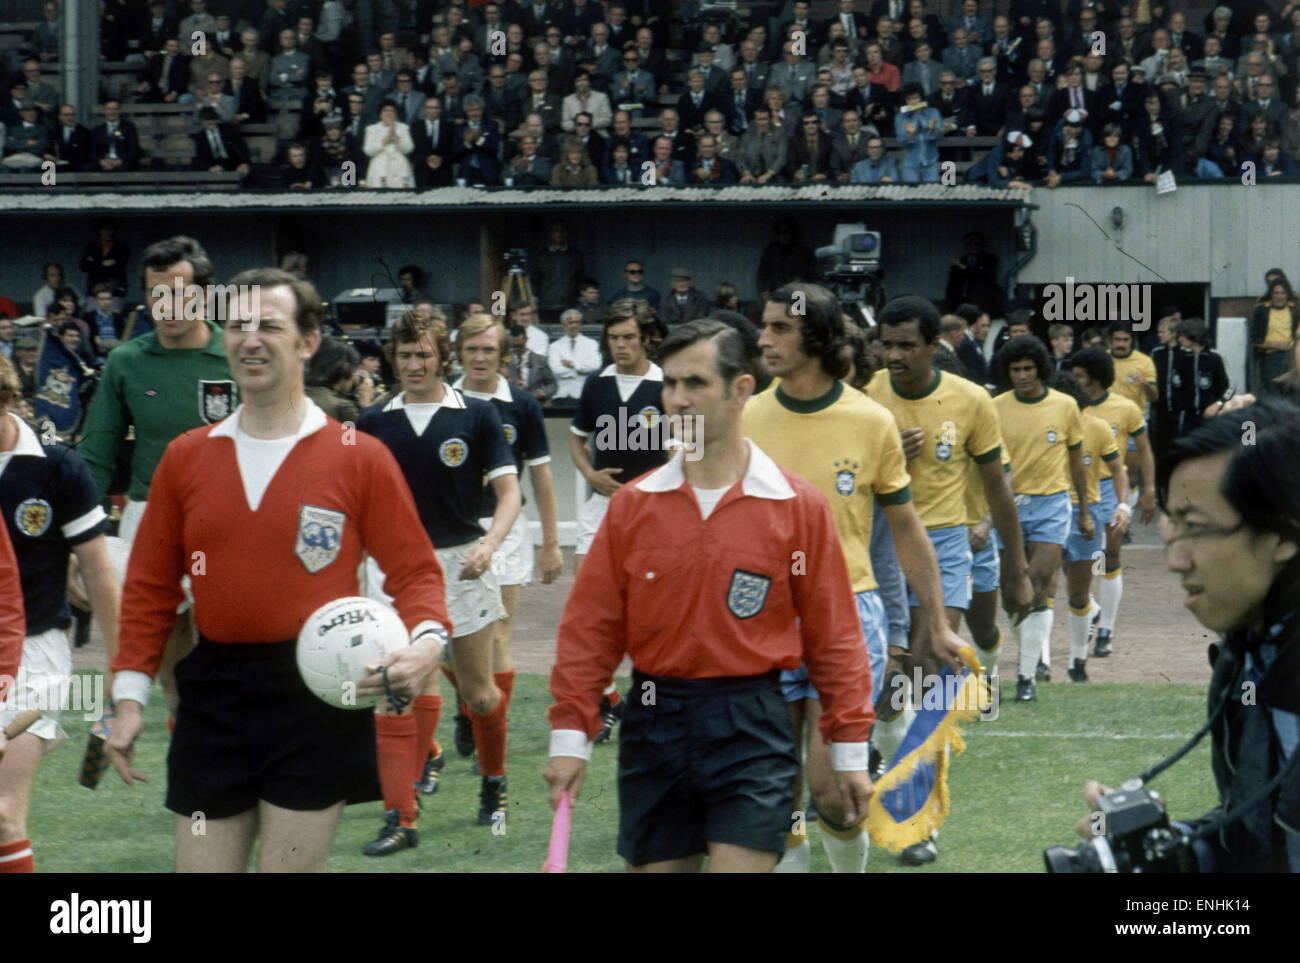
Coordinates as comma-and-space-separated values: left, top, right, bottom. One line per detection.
547, 332, 602, 399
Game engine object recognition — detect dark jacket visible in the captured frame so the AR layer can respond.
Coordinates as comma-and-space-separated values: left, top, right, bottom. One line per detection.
79, 240, 130, 294
192, 124, 252, 171
411, 116, 455, 187
91, 119, 142, 170
226, 76, 269, 124
1189, 606, 1300, 872
52, 124, 94, 172
659, 288, 712, 325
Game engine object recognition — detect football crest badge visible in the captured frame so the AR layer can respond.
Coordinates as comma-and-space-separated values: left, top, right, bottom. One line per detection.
639, 406, 660, 429
503, 423, 517, 446
834, 459, 858, 496
295, 505, 345, 573
199, 380, 236, 424
439, 437, 468, 467
727, 569, 771, 619
15, 498, 53, 538
1046, 428, 1059, 444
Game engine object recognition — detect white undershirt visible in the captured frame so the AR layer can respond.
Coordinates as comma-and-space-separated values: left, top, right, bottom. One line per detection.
234, 431, 299, 511
403, 402, 440, 436
614, 373, 644, 402
692, 484, 729, 520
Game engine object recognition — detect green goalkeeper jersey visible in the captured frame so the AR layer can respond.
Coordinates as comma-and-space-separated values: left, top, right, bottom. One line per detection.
78, 321, 237, 501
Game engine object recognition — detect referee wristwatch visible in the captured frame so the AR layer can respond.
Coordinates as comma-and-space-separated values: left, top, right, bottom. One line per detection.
412, 623, 452, 664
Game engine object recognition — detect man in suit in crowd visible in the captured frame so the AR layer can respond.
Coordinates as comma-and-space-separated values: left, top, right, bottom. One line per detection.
723, 67, 764, 135
52, 104, 93, 173
91, 99, 141, 172
343, 63, 385, 128
963, 57, 1012, 135
192, 107, 251, 177
830, 108, 875, 181
507, 325, 558, 403
138, 37, 190, 103
411, 95, 455, 187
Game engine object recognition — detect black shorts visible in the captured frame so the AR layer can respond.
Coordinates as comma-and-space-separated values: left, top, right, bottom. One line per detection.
165, 637, 381, 819
617, 669, 799, 866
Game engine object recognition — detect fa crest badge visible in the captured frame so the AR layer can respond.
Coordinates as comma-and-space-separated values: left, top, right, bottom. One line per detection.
295, 505, 345, 573
199, 380, 236, 424
503, 423, 517, 446
833, 459, 858, 497
439, 437, 468, 467
15, 498, 53, 538
727, 569, 771, 619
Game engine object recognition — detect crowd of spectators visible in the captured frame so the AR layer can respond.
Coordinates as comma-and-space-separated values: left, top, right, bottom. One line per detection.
6, 0, 1297, 187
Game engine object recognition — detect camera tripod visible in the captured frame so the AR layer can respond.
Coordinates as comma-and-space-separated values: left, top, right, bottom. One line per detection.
502, 266, 535, 313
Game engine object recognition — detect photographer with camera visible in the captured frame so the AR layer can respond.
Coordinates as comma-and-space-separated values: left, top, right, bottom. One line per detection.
1058, 398, 1300, 872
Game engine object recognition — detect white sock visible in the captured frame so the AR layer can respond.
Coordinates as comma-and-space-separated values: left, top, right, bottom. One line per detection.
819, 825, 869, 873
974, 632, 1001, 675
1098, 571, 1122, 632
772, 838, 811, 873
602, 682, 618, 696
872, 701, 915, 767
1018, 609, 1048, 679
1041, 607, 1055, 670
1069, 608, 1091, 663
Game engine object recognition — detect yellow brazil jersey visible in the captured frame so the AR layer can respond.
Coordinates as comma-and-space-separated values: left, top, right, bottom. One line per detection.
964, 447, 1011, 525
866, 368, 1002, 530
993, 387, 1084, 496
1070, 412, 1121, 506
743, 379, 911, 593
1084, 390, 1146, 480
1110, 349, 1156, 412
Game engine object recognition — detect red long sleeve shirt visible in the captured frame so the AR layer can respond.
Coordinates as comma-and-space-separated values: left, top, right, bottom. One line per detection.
549, 440, 873, 746
113, 410, 449, 680
0, 521, 24, 695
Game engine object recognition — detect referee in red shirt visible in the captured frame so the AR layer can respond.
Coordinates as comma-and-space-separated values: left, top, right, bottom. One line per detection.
108, 269, 449, 873
544, 320, 875, 872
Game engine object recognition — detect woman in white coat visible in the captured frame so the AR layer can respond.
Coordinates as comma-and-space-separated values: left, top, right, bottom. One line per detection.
363, 99, 415, 188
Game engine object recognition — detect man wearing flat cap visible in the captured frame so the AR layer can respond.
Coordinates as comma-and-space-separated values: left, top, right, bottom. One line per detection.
659, 269, 712, 326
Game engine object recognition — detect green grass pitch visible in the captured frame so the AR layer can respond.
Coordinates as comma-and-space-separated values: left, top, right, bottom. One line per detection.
28, 673, 1219, 872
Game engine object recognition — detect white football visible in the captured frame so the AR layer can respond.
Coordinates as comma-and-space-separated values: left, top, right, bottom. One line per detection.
297, 596, 410, 709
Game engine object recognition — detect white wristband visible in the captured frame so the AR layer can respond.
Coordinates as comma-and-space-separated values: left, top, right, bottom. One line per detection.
1114, 502, 1131, 516
549, 728, 593, 762
831, 741, 869, 771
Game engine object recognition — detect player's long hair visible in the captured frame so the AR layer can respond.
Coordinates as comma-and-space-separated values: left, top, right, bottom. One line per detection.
1070, 347, 1115, 389
387, 310, 452, 377
999, 334, 1053, 384
767, 282, 849, 380
456, 313, 510, 367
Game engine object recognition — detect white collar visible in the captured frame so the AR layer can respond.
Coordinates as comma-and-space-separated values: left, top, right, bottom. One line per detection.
453, 373, 511, 402
635, 438, 795, 499
599, 362, 662, 380
4, 412, 45, 459
210, 400, 327, 440
382, 386, 467, 410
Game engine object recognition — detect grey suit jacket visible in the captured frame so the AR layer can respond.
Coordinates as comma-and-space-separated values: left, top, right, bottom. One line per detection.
735, 127, 788, 178
768, 60, 816, 105
512, 351, 558, 401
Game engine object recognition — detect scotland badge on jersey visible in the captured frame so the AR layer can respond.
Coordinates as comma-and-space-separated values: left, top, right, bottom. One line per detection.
727, 569, 771, 619
440, 437, 468, 467
834, 460, 858, 497
199, 380, 236, 424
295, 505, 345, 573
15, 497, 53, 538
503, 423, 517, 446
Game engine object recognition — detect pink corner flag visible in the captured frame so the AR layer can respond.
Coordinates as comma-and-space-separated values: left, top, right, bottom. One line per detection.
541, 791, 572, 873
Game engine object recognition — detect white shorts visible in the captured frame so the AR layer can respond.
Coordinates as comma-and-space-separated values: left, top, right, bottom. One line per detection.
480, 512, 533, 587
0, 627, 73, 751
117, 498, 193, 613
575, 492, 610, 556
365, 544, 505, 640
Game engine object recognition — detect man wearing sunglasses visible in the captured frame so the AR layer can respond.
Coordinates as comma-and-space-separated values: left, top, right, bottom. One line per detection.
610, 261, 661, 312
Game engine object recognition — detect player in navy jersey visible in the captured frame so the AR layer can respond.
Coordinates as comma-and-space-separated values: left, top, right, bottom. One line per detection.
359, 312, 522, 846
0, 355, 120, 874
569, 300, 670, 741
450, 314, 563, 783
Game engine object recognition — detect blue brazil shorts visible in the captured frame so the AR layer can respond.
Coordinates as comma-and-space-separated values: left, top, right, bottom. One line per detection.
906, 524, 973, 611
1015, 491, 1072, 546
166, 638, 381, 818
617, 670, 799, 864
781, 589, 887, 706
1064, 501, 1106, 563
970, 532, 1000, 594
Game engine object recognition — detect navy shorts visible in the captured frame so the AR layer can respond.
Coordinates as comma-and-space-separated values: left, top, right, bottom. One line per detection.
618, 670, 799, 865
166, 638, 381, 819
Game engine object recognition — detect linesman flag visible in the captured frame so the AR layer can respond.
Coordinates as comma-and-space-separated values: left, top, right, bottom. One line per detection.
866, 647, 989, 852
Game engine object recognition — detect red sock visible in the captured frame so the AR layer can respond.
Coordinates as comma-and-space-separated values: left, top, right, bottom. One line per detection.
412, 694, 442, 779
374, 714, 418, 827
604, 685, 621, 708
167, 716, 175, 734
0, 838, 34, 873
496, 670, 517, 713
442, 667, 457, 690
468, 683, 508, 777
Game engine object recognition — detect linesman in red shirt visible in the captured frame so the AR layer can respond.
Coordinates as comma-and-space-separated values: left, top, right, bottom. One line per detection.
107, 269, 451, 872
544, 320, 875, 872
